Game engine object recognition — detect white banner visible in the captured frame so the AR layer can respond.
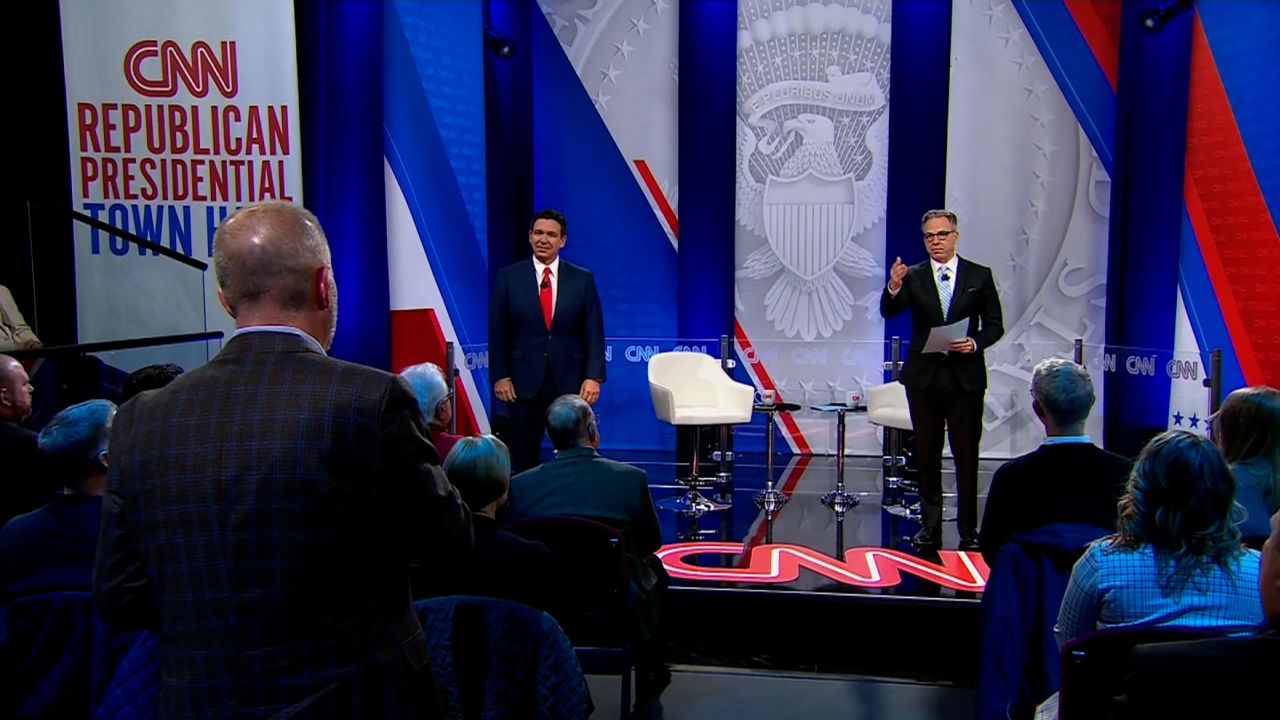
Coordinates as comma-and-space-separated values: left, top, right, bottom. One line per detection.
946, 0, 1112, 459
734, 0, 892, 455
59, 0, 303, 371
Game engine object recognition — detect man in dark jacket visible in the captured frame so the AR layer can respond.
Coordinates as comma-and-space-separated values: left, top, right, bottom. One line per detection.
979, 358, 1131, 564
94, 202, 472, 719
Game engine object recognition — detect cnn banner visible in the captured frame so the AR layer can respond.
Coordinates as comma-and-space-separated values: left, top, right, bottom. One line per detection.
59, 0, 303, 370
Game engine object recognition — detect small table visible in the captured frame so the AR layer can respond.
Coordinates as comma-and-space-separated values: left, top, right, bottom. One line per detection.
811, 403, 861, 515
752, 402, 801, 536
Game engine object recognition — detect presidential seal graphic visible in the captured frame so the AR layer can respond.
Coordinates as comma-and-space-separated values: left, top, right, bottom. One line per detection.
736, 0, 891, 341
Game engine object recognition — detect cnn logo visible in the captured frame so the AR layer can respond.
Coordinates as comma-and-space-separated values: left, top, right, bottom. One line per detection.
124, 40, 238, 99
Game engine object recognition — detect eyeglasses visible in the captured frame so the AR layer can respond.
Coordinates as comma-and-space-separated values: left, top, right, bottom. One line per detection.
923, 230, 955, 242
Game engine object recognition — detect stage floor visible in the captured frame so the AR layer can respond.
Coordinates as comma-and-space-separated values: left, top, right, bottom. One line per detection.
612, 450, 998, 600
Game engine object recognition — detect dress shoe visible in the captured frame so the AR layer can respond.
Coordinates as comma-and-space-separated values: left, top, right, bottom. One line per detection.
958, 534, 980, 552
911, 526, 941, 550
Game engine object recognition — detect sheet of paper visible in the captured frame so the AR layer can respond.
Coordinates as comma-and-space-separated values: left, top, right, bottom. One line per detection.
921, 319, 970, 354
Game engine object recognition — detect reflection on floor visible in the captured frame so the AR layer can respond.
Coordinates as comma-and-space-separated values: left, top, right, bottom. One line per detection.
586, 666, 975, 720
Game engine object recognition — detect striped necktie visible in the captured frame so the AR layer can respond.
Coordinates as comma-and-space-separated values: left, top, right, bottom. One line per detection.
938, 267, 952, 318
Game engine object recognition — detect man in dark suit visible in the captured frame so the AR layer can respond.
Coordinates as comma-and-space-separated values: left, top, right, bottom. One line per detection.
490, 209, 606, 473
978, 358, 1131, 564
506, 394, 668, 698
0, 354, 48, 528
94, 202, 472, 719
880, 210, 1004, 551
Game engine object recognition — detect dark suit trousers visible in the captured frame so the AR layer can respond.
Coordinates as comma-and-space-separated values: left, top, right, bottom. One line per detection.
509, 367, 559, 474
905, 362, 984, 536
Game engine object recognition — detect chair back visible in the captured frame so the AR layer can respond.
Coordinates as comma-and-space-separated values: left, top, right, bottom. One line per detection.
1058, 626, 1218, 720
414, 595, 591, 720
648, 351, 720, 421
866, 381, 912, 430
505, 515, 630, 647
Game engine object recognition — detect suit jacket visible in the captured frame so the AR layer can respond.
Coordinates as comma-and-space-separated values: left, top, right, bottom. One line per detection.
507, 447, 660, 557
979, 442, 1131, 565
94, 330, 473, 719
0, 419, 51, 529
0, 494, 101, 601
489, 259, 605, 398
879, 256, 1004, 391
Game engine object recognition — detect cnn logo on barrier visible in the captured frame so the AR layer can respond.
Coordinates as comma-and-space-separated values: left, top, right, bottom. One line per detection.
124, 40, 238, 99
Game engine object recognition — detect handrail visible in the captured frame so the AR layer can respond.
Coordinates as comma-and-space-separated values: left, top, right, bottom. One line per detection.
5, 331, 224, 361
26, 199, 209, 272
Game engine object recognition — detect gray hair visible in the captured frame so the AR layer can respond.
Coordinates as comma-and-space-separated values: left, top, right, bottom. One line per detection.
1030, 358, 1095, 429
213, 201, 332, 314
546, 394, 595, 450
920, 209, 958, 230
38, 399, 116, 480
443, 435, 511, 509
399, 362, 449, 422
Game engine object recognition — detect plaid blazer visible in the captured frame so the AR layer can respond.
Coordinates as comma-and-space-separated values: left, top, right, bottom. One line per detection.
94, 331, 472, 719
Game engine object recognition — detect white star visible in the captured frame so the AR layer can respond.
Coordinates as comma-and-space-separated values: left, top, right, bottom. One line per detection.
601, 62, 621, 85
629, 14, 651, 38
1029, 111, 1053, 130
1031, 167, 1049, 187
1032, 138, 1059, 159
1022, 82, 1050, 100
592, 87, 612, 111
613, 36, 635, 60
996, 27, 1025, 51
1010, 54, 1037, 75
1018, 225, 1033, 246
651, 0, 670, 16
981, 3, 1005, 27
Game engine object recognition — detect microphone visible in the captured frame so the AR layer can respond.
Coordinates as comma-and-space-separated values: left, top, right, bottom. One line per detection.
940, 269, 951, 283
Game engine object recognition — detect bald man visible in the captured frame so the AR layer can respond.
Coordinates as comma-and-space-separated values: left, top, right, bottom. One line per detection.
95, 202, 472, 719
0, 353, 48, 527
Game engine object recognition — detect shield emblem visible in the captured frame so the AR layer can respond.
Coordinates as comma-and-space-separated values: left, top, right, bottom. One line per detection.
763, 171, 857, 281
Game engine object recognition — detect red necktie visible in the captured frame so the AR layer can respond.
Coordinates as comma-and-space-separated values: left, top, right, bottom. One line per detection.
539, 266, 553, 330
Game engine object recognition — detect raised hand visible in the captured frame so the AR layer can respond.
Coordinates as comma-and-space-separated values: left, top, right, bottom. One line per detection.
888, 256, 908, 293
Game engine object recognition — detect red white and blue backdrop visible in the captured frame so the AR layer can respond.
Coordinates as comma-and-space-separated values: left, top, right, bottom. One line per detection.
55, 0, 1279, 457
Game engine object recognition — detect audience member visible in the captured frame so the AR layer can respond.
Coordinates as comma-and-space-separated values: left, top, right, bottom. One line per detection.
1055, 431, 1266, 647
415, 434, 563, 613
1213, 385, 1280, 542
400, 361, 464, 461
93, 201, 472, 719
0, 354, 48, 527
119, 363, 185, 404
0, 399, 114, 600
506, 394, 668, 696
0, 285, 40, 353
1110, 509, 1279, 719
979, 358, 1131, 563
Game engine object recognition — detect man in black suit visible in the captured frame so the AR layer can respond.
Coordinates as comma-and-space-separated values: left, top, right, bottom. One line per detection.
490, 209, 606, 473
880, 210, 1004, 551
0, 354, 48, 528
506, 394, 667, 697
978, 358, 1131, 564
94, 202, 472, 719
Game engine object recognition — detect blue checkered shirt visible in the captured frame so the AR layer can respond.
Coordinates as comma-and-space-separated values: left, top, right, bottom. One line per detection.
1055, 541, 1266, 647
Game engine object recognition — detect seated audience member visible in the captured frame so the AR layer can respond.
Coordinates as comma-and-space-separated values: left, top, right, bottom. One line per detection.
979, 358, 1131, 563
400, 361, 464, 461
1111, 509, 1279, 718
417, 434, 562, 613
0, 399, 114, 599
1055, 431, 1266, 648
1213, 385, 1280, 542
0, 354, 48, 527
507, 394, 669, 696
119, 363, 185, 404
0, 285, 40, 353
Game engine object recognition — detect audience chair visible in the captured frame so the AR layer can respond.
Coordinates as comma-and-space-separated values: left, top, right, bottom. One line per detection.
414, 595, 591, 720
866, 381, 920, 518
1057, 626, 1217, 720
648, 351, 754, 517
506, 515, 637, 719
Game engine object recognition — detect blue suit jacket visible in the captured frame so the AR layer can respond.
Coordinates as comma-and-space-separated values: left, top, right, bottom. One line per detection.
489, 259, 606, 398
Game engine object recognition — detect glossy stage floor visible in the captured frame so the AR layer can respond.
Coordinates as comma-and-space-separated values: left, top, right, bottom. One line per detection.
611, 450, 1000, 685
